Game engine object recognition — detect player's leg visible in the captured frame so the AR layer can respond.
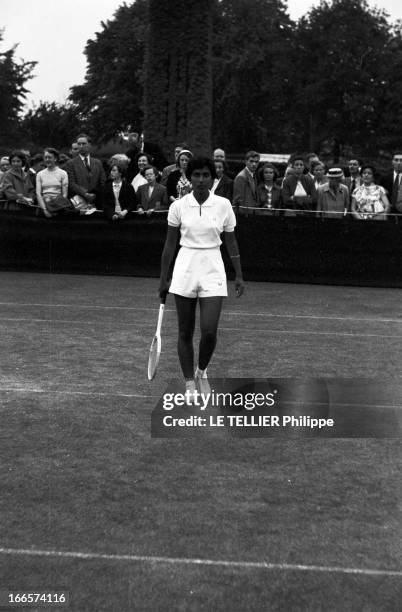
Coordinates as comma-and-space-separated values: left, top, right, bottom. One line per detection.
174, 294, 197, 380
198, 296, 224, 371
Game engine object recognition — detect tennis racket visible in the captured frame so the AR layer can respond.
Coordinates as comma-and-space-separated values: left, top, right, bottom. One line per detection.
147, 296, 166, 380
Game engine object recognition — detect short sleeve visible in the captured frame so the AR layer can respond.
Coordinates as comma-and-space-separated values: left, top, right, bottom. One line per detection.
223, 200, 236, 232
167, 199, 181, 227
378, 185, 386, 196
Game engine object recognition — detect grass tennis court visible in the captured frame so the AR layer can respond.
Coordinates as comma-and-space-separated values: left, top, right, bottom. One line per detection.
0, 271, 402, 611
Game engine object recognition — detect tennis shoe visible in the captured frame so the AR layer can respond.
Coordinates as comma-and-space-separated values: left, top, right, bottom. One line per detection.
195, 368, 211, 397
185, 380, 197, 406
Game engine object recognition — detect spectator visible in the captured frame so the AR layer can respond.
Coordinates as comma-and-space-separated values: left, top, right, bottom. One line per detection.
131, 152, 152, 193
2, 150, 35, 210
344, 159, 362, 201
0, 156, 10, 197
64, 133, 105, 209
102, 162, 136, 221
167, 149, 193, 203
137, 165, 168, 215
211, 159, 233, 202
352, 165, 390, 221
36, 148, 69, 218
256, 162, 281, 214
233, 150, 260, 214
306, 152, 320, 179
0, 156, 10, 173
316, 168, 349, 219
161, 143, 187, 185
281, 155, 316, 216
125, 131, 167, 180
380, 151, 402, 216
70, 142, 80, 158
311, 160, 328, 189
213, 148, 226, 162
109, 153, 130, 172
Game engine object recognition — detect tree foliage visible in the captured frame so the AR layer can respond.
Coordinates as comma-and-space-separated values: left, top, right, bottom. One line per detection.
21, 102, 82, 150
69, 0, 149, 142
144, 0, 214, 155
0, 30, 36, 143
290, 0, 402, 156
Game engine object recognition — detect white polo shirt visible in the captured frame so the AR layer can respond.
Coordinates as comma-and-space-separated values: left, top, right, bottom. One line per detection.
168, 192, 236, 248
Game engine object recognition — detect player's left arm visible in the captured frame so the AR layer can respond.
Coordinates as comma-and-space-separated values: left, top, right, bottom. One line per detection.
224, 230, 245, 297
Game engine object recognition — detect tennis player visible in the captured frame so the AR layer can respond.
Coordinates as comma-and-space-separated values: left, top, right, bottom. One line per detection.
159, 156, 244, 402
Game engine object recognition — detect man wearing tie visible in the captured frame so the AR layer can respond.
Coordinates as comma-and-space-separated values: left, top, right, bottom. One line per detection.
65, 133, 106, 208
343, 159, 362, 204
233, 150, 260, 215
380, 151, 402, 217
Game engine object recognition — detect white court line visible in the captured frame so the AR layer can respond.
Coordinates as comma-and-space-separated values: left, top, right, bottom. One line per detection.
0, 302, 401, 324
0, 318, 400, 339
0, 546, 401, 578
0, 388, 160, 399
1, 388, 402, 411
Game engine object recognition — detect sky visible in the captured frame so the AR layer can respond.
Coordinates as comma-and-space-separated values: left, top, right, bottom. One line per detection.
1, 0, 402, 108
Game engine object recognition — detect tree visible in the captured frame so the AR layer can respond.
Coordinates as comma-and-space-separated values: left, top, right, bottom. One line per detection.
290, 0, 402, 156
211, 0, 294, 152
21, 102, 82, 150
69, 1, 149, 142
0, 30, 36, 144
144, 0, 214, 156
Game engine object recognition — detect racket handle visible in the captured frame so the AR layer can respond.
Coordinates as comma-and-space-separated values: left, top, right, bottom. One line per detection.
160, 294, 167, 305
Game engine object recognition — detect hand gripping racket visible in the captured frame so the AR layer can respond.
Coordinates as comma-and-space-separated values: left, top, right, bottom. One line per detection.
147, 296, 166, 380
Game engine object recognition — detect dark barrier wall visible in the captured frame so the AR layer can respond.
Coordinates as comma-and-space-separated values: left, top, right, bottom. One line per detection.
1, 210, 402, 287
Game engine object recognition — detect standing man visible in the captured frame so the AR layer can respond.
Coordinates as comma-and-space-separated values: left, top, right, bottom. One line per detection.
213, 148, 226, 162
380, 151, 402, 216
344, 159, 362, 201
233, 150, 260, 214
70, 142, 80, 158
65, 133, 106, 208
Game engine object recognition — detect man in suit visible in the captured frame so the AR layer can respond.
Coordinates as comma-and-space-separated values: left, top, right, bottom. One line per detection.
65, 133, 106, 208
137, 165, 168, 215
380, 151, 402, 216
233, 150, 260, 215
126, 131, 168, 181
343, 159, 362, 203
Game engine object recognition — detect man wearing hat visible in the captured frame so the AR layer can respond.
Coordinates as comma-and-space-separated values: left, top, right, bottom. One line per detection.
316, 168, 349, 218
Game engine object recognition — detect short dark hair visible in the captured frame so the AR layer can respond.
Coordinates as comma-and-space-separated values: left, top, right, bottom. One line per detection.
9, 150, 27, 165
214, 159, 229, 173
76, 133, 91, 143
311, 160, 326, 172
245, 150, 259, 161
360, 164, 377, 179
44, 147, 60, 161
290, 154, 305, 166
110, 162, 126, 178
257, 162, 279, 183
143, 164, 157, 175
136, 152, 153, 165
186, 156, 216, 180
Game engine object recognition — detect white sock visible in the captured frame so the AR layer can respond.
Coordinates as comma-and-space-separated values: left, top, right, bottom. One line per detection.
195, 367, 207, 379
185, 379, 196, 391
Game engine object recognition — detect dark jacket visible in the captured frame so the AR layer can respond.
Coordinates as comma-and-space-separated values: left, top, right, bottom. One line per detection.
257, 182, 282, 211
65, 155, 106, 201
281, 174, 317, 213
2, 168, 35, 201
214, 174, 234, 203
101, 179, 136, 219
137, 182, 168, 211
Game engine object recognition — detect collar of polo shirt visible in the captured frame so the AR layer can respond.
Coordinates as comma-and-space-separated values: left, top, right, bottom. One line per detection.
188, 192, 214, 206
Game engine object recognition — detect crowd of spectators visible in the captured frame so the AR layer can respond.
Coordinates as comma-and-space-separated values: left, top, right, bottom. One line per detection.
1, 131, 402, 223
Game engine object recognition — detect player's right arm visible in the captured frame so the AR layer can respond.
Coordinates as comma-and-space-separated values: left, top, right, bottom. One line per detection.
159, 225, 179, 299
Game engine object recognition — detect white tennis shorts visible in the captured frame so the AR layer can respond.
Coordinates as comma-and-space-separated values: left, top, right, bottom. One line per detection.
169, 247, 227, 298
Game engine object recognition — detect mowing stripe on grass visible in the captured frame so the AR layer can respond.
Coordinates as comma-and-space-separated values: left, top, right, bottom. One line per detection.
1, 301, 402, 325
0, 547, 401, 578
0, 318, 400, 339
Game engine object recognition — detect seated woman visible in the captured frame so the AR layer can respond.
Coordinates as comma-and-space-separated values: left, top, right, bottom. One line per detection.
351, 165, 390, 221
2, 150, 35, 210
131, 153, 152, 193
281, 155, 316, 216
137, 165, 168, 215
36, 148, 69, 218
102, 162, 136, 220
256, 162, 281, 214
166, 149, 193, 203
211, 159, 233, 202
